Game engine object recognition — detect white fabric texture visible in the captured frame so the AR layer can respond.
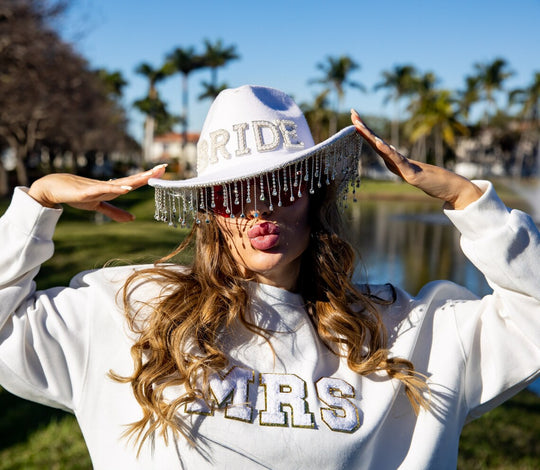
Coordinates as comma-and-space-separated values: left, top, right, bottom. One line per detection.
0, 182, 538, 469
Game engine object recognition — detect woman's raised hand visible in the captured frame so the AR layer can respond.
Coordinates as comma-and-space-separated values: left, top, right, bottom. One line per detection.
27, 164, 167, 222
351, 110, 483, 210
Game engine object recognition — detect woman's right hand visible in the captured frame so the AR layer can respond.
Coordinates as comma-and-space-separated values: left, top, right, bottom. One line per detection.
27, 164, 167, 222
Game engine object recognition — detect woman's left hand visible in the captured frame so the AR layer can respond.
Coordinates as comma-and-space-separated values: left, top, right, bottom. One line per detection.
351, 110, 483, 210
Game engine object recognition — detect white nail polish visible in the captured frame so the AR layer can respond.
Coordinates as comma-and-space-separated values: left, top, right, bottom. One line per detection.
143, 163, 168, 176
121, 185, 133, 191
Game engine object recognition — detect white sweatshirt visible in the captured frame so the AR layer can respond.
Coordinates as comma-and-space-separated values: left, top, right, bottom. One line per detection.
0, 182, 538, 470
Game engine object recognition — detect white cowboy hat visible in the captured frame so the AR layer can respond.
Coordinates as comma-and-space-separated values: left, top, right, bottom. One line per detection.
149, 85, 363, 225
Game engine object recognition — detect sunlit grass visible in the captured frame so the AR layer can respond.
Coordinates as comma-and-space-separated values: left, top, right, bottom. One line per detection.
38, 220, 193, 289
357, 178, 531, 211
458, 390, 540, 469
0, 414, 91, 470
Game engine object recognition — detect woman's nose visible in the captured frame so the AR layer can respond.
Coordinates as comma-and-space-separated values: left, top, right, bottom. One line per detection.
247, 198, 274, 218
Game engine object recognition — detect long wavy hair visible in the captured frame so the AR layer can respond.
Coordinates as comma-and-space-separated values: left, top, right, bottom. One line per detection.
111, 183, 429, 452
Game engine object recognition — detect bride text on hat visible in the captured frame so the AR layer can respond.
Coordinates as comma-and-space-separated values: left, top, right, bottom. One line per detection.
197, 119, 305, 171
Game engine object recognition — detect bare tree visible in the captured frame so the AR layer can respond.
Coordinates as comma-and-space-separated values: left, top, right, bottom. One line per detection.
0, 0, 135, 190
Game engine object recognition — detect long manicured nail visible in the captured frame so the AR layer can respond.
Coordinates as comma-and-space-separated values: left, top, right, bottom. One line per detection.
143, 163, 168, 176
351, 109, 365, 126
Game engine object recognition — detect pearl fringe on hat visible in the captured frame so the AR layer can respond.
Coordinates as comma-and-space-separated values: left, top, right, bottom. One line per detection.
149, 85, 364, 226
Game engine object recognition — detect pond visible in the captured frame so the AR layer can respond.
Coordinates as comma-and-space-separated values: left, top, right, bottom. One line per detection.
346, 197, 539, 394
347, 199, 490, 296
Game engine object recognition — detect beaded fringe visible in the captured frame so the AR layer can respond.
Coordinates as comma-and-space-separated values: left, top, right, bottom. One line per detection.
153, 132, 364, 227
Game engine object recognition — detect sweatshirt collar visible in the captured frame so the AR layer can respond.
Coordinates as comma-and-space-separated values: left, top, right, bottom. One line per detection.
248, 282, 307, 332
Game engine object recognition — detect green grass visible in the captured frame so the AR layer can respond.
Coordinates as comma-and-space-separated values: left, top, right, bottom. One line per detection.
25, 187, 194, 289
0, 183, 538, 468
357, 178, 532, 211
458, 390, 540, 469
0, 412, 90, 470
38, 220, 193, 289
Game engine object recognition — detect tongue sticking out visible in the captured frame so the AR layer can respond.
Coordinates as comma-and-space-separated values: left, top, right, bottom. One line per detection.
247, 222, 280, 250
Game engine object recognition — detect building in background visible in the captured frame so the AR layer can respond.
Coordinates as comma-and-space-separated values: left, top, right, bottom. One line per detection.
150, 132, 199, 178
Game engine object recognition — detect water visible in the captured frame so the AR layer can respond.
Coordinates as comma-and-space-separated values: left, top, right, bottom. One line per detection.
510, 179, 540, 223
346, 198, 538, 394
347, 199, 490, 296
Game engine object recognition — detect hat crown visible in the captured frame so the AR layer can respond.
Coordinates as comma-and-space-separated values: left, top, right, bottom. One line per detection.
196, 85, 315, 178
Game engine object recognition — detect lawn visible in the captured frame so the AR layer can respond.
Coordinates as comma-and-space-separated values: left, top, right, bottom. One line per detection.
0, 182, 538, 469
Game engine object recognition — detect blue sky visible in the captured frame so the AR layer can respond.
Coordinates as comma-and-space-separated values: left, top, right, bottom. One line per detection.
61, 0, 540, 141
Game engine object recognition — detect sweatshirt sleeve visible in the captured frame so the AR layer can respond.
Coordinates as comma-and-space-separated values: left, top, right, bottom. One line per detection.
444, 181, 540, 419
0, 188, 89, 412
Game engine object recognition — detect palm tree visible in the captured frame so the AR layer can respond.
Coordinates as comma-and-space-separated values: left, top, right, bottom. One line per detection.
510, 71, 540, 121
95, 68, 127, 100
133, 96, 180, 136
473, 57, 514, 124
198, 81, 228, 101
510, 71, 540, 176
402, 72, 439, 162
311, 55, 365, 134
200, 39, 239, 95
457, 75, 481, 124
407, 87, 467, 167
166, 47, 205, 148
413, 72, 438, 95
374, 64, 418, 148
134, 62, 171, 162
135, 62, 169, 100
301, 90, 333, 143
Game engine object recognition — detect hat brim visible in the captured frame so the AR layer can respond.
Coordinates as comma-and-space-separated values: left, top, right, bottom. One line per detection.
149, 126, 359, 190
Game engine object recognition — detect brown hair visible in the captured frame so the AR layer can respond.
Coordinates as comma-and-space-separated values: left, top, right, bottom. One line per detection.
112, 184, 428, 452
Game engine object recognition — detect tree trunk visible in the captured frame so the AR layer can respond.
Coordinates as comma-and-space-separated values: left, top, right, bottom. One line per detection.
5, 133, 29, 187
329, 113, 338, 136
143, 116, 155, 163
15, 146, 29, 187
329, 93, 342, 136
420, 136, 427, 163
513, 136, 527, 180
182, 74, 189, 149
536, 135, 540, 177
392, 99, 400, 149
0, 160, 8, 197
412, 136, 427, 162
435, 131, 444, 167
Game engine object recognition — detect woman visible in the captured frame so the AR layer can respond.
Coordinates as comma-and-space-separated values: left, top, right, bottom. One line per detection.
0, 85, 538, 469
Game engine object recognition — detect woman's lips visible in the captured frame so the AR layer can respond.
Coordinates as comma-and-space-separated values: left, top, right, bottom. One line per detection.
247, 222, 280, 250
